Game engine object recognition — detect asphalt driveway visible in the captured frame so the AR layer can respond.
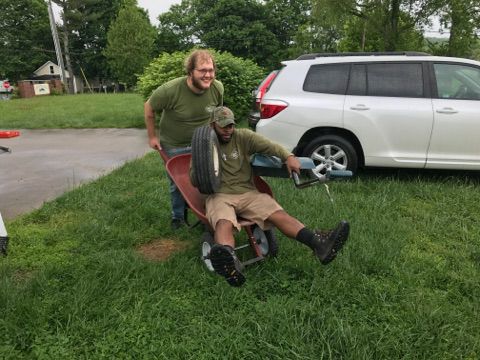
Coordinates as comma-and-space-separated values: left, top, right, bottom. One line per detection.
0, 129, 151, 220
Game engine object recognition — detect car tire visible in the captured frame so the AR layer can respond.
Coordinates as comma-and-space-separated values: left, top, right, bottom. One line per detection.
253, 225, 278, 257
191, 125, 221, 194
302, 134, 358, 178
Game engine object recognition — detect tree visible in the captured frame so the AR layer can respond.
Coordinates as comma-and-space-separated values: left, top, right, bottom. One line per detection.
0, 0, 53, 81
437, 0, 480, 57
69, 0, 124, 80
104, 3, 156, 88
262, 0, 311, 60
195, 0, 280, 68
288, 1, 345, 57
154, 0, 314, 68
337, 6, 424, 52
313, 0, 429, 52
52, 0, 125, 87
156, 0, 198, 53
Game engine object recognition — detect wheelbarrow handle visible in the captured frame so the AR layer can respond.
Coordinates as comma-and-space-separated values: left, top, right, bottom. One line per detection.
158, 148, 170, 163
292, 169, 353, 189
292, 171, 321, 189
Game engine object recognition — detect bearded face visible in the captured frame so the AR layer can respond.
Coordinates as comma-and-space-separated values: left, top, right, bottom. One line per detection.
189, 59, 215, 93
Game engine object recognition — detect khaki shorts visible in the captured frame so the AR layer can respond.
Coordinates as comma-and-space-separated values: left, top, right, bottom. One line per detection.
206, 190, 283, 231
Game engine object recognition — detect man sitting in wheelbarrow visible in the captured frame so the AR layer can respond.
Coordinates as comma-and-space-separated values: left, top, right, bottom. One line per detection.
191, 106, 349, 287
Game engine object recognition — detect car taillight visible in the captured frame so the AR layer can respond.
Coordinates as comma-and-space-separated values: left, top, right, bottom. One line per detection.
260, 103, 287, 119
3, 81, 9, 89
255, 71, 278, 109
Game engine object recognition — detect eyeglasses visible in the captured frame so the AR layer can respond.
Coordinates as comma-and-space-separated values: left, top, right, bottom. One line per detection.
195, 68, 215, 75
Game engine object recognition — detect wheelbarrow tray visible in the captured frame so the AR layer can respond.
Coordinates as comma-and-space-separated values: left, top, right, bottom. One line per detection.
164, 153, 274, 232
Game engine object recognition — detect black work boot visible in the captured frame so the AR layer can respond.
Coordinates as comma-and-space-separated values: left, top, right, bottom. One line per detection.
171, 218, 185, 230
312, 220, 349, 265
209, 244, 246, 287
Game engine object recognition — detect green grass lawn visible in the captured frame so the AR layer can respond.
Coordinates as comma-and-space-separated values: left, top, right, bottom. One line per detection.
0, 93, 145, 129
1, 152, 479, 358
0, 94, 479, 357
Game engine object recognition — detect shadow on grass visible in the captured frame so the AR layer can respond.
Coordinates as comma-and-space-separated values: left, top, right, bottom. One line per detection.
357, 167, 480, 184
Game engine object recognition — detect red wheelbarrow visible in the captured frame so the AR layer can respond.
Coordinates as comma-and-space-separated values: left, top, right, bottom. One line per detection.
158, 143, 352, 272
159, 149, 279, 272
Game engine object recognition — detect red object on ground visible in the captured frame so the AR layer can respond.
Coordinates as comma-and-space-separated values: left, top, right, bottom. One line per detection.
0, 131, 20, 138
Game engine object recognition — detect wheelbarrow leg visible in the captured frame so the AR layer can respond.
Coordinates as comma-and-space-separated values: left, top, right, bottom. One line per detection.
0, 212, 9, 256
244, 225, 263, 259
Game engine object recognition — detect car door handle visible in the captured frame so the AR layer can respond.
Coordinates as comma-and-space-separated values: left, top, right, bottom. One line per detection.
350, 104, 370, 110
436, 107, 458, 114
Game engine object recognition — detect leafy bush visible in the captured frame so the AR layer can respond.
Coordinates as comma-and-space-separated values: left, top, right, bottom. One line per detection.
49, 88, 64, 96
137, 49, 266, 122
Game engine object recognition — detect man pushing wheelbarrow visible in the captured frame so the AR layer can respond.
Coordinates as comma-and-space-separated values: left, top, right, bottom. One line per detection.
190, 106, 350, 287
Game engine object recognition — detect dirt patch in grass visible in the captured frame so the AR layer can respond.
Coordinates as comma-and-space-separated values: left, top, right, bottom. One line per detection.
136, 239, 189, 262
13, 270, 35, 283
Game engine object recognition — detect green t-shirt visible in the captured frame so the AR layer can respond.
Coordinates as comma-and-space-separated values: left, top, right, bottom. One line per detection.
217, 129, 292, 194
148, 76, 224, 148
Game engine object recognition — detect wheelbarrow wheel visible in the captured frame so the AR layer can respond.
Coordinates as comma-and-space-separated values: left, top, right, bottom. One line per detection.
191, 125, 221, 194
200, 231, 215, 272
253, 225, 278, 257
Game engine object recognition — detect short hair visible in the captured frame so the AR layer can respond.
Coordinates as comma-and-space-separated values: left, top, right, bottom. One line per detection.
184, 49, 216, 75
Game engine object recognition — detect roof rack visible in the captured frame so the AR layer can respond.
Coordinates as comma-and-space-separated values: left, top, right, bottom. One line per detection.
296, 51, 431, 60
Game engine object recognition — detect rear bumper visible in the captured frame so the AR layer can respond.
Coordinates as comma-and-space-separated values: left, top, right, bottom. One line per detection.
247, 112, 260, 129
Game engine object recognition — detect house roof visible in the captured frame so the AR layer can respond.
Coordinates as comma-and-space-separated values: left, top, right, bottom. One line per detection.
33, 61, 57, 74
33, 61, 70, 78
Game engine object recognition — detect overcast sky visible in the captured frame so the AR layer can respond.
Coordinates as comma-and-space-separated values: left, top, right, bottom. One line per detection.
137, 0, 182, 25
52, 0, 181, 26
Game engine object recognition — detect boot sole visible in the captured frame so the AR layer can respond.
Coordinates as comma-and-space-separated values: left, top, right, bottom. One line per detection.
209, 245, 246, 287
320, 221, 349, 265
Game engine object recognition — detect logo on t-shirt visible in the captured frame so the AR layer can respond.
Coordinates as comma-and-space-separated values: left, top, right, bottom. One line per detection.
230, 149, 239, 159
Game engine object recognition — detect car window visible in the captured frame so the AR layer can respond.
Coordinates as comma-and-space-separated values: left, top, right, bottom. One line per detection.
303, 64, 350, 94
434, 63, 480, 100
347, 64, 367, 95
366, 63, 424, 98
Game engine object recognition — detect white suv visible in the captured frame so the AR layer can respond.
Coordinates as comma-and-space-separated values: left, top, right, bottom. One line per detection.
254, 52, 480, 177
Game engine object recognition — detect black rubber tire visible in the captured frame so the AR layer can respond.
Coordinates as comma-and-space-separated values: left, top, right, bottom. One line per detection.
191, 125, 221, 194
302, 134, 358, 178
200, 231, 215, 272
253, 225, 278, 258
0, 237, 8, 256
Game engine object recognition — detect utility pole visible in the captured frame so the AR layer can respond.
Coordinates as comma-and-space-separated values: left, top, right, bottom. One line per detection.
47, 0, 69, 93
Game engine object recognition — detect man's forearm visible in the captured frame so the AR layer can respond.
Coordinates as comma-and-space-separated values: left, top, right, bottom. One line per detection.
145, 116, 156, 138
144, 102, 157, 138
